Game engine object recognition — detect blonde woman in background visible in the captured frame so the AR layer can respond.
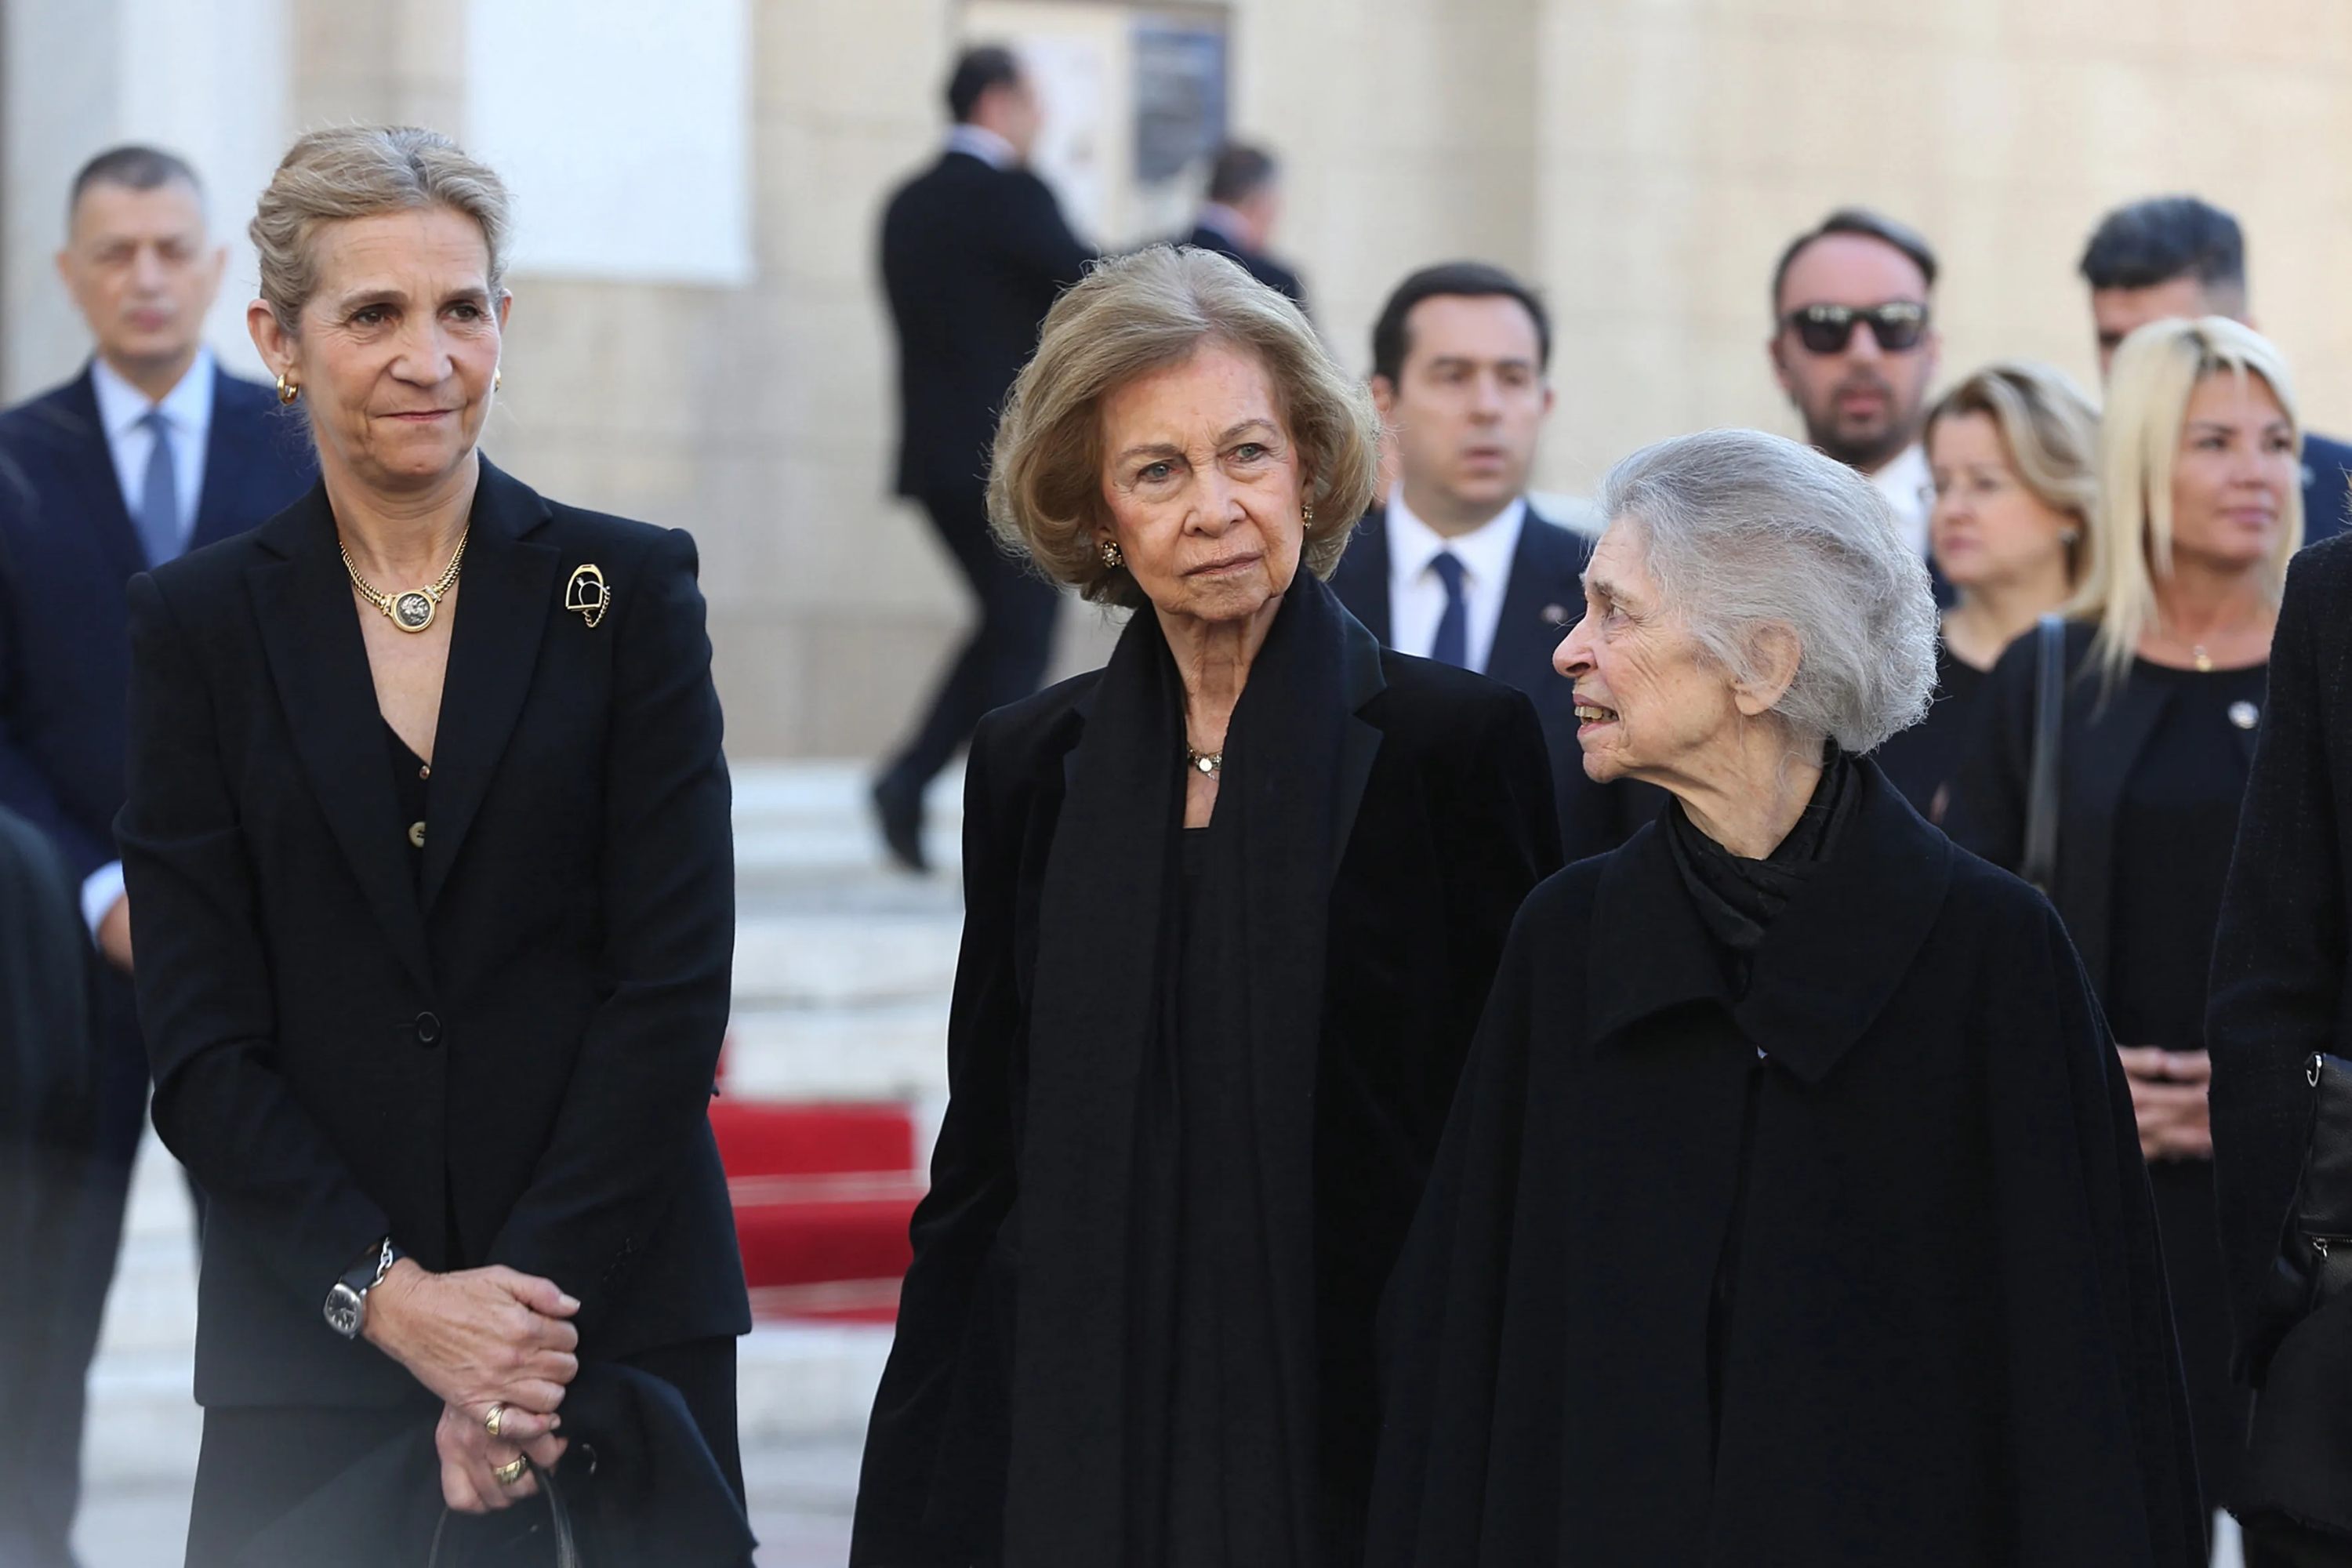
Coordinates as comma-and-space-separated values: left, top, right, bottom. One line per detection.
1951, 316, 2303, 1538
1876, 361, 2098, 823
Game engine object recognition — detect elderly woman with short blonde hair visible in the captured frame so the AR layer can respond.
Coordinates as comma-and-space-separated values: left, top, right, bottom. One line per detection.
1373, 429, 2203, 1566
120, 125, 752, 1560
852, 245, 1561, 1568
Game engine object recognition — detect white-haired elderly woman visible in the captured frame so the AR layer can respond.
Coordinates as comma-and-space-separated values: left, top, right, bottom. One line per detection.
1370, 429, 2204, 1567
851, 245, 1561, 1568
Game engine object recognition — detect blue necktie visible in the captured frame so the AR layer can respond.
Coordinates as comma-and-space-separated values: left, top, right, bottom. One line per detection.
1429, 550, 1469, 669
134, 409, 182, 567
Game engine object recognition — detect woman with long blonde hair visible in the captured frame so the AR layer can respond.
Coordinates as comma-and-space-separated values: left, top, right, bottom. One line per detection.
1951, 314, 2303, 1534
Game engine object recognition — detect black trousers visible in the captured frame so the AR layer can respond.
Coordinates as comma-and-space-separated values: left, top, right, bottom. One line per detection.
184, 1336, 743, 1566
881, 484, 1060, 793
2, 969, 147, 1565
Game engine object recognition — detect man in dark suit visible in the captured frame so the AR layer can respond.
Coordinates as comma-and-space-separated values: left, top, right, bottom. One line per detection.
1181, 142, 1306, 312
873, 45, 1094, 871
0, 143, 311, 1563
2082, 195, 2352, 545
1330, 261, 1648, 861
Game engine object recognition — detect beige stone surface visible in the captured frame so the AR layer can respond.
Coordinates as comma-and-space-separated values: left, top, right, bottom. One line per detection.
110, 0, 2352, 757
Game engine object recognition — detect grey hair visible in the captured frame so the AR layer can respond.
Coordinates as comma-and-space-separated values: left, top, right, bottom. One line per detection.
1593, 428, 1939, 753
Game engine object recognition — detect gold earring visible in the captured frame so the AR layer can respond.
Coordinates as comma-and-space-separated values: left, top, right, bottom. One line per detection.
493, 368, 502, 393
1100, 539, 1123, 568
275, 372, 299, 405
1302, 501, 1315, 529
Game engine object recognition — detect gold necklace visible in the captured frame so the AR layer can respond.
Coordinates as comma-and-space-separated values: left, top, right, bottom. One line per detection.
340, 531, 468, 633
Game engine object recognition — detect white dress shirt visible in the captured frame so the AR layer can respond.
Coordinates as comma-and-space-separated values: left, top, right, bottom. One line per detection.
82, 348, 216, 938
945, 123, 1017, 171
1868, 441, 1933, 560
1385, 486, 1526, 675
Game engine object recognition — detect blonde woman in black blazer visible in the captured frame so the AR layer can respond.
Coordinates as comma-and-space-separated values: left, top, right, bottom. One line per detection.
119, 128, 750, 1564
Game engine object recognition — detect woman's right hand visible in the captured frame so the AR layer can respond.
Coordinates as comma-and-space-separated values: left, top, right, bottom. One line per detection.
361, 1259, 581, 1416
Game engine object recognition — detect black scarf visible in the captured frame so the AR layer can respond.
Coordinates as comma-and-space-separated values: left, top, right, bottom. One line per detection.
1667, 744, 1860, 967
1004, 575, 1367, 1566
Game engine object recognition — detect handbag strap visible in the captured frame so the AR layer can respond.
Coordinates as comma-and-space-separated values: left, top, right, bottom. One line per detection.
2020, 613, 2066, 893
425, 1460, 579, 1568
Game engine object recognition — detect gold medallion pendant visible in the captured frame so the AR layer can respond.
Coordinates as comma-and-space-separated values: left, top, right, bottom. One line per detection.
343, 532, 469, 635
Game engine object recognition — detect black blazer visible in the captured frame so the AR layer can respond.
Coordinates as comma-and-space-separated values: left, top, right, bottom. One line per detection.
851, 648, 1562, 1565
1181, 223, 1306, 310
2209, 532, 2352, 1382
1327, 503, 1657, 859
0, 362, 313, 884
2303, 430, 2352, 544
117, 459, 749, 1409
880, 151, 1093, 497
1946, 621, 2261, 998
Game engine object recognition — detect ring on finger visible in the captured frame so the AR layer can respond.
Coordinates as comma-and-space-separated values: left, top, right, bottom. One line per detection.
484, 1403, 508, 1440
493, 1455, 528, 1487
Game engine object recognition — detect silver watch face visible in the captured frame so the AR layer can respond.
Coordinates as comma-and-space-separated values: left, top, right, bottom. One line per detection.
325, 1282, 365, 1339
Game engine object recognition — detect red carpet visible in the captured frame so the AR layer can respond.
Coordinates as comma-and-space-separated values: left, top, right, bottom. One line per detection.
710, 1099, 924, 1326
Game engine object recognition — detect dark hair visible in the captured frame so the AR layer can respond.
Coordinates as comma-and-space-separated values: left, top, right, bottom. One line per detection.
1769, 207, 1938, 319
68, 144, 202, 221
1207, 143, 1278, 205
946, 45, 1022, 124
2078, 196, 2245, 296
1370, 261, 1552, 386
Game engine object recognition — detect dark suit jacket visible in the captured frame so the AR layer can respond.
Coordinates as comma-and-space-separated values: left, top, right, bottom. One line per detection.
1328, 503, 1657, 860
2303, 430, 2352, 545
117, 459, 749, 1409
0, 362, 313, 886
2209, 533, 2352, 1384
1182, 222, 1306, 310
851, 649, 1562, 1566
881, 150, 1093, 498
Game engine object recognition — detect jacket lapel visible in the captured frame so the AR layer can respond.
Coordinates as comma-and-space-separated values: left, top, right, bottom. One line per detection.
1331, 604, 1386, 872
418, 459, 561, 913
245, 485, 435, 991
51, 369, 148, 581
1485, 505, 1588, 686
1330, 507, 1394, 644
2061, 669, 2170, 994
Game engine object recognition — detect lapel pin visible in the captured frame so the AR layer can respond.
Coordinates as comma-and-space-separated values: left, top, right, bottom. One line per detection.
1541, 603, 1572, 626
564, 564, 609, 628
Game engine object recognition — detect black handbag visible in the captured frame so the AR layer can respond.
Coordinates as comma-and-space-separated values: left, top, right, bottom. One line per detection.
2237, 1053, 2352, 1542
2019, 613, 2066, 894
426, 1459, 580, 1568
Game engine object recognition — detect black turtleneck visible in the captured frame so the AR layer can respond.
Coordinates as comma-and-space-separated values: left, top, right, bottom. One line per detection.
1665, 744, 1860, 978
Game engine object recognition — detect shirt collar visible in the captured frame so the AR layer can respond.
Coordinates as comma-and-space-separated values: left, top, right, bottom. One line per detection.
90, 347, 216, 444
1386, 485, 1527, 589
945, 124, 1017, 170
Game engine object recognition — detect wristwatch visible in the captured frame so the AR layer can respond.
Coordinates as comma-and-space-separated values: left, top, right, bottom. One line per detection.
323, 1236, 405, 1340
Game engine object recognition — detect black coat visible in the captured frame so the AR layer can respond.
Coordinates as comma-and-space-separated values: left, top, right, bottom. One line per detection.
2209, 532, 2352, 1384
1946, 621, 2260, 996
0, 362, 313, 886
1370, 760, 2205, 1567
1181, 223, 1306, 310
880, 151, 1093, 497
2302, 430, 2352, 545
117, 459, 749, 1412
1327, 503, 1659, 860
851, 620, 1562, 1566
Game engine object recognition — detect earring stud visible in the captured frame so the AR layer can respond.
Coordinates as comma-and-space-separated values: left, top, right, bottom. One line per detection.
1100, 539, 1123, 568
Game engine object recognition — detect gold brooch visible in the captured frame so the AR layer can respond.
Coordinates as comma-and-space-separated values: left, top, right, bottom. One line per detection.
564, 564, 609, 627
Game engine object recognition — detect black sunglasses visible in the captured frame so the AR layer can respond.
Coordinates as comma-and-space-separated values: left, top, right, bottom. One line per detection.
1782, 301, 1930, 354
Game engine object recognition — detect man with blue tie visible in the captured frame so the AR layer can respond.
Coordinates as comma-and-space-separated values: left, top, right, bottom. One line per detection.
1330, 261, 1650, 860
0, 143, 311, 1563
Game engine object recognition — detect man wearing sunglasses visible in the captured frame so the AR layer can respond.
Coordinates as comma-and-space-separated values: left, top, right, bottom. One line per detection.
1768, 208, 1943, 557
2080, 194, 2350, 543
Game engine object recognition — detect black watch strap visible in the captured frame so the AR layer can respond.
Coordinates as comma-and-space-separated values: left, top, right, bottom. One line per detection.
323, 1236, 405, 1340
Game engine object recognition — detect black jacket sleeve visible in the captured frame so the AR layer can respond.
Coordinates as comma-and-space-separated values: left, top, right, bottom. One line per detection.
2209, 543, 2352, 1382
484, 528, 735, 1312
1000, 171, 1094, 291
0, 482, 111, 882
120, 570, 397, 1304
851, 709, 1029, 1565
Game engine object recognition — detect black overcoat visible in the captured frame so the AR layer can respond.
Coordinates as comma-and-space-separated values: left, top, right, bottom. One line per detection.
1371, 760, 2205, 1568
851, 628, 1562, 1566
117, 459, 750, 1413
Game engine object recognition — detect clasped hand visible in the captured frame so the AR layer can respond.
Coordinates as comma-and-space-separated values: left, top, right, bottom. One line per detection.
2116, 1046, 2213, 1163
363, 1260, 580, 1511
